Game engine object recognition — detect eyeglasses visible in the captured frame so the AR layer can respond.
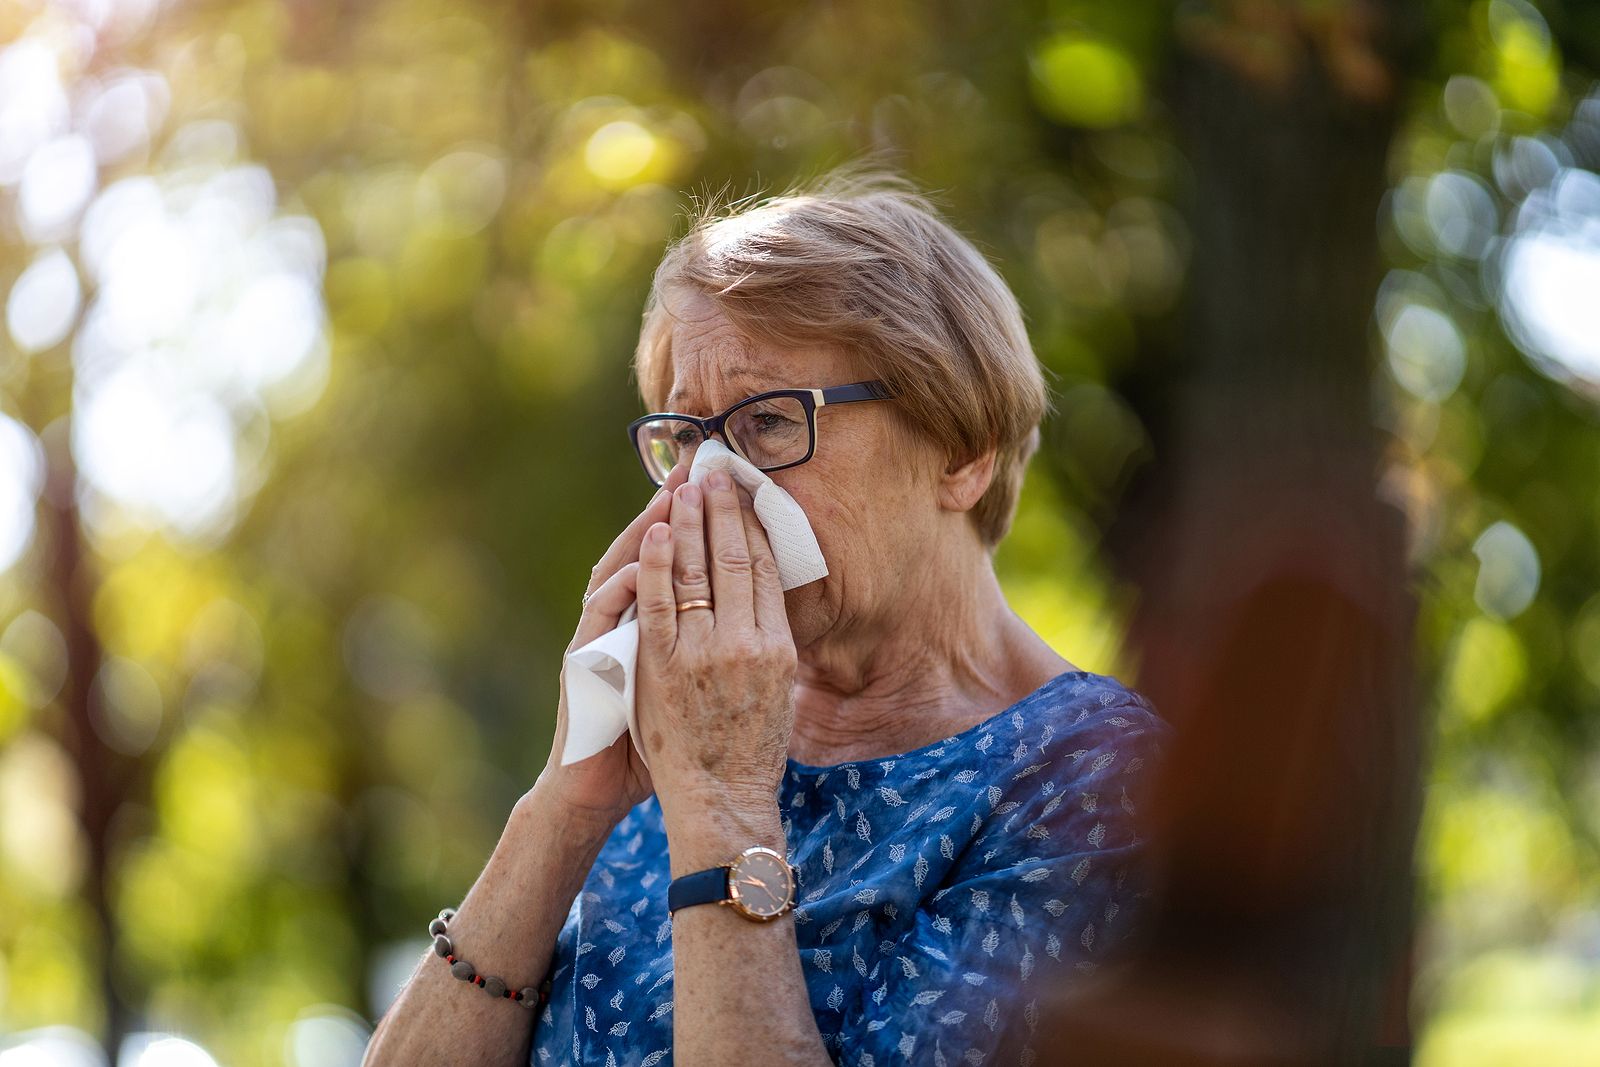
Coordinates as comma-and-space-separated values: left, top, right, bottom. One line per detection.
627, 379, 895, 486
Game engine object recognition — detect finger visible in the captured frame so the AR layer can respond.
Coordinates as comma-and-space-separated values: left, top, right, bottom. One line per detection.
636, 521, 679, 654
738, 493, 789, 635
662, 459, 691, 493
668, 481, 714, 639
587, 483, 676, 596
568, 561, 641, 652
702, 471, 755, 631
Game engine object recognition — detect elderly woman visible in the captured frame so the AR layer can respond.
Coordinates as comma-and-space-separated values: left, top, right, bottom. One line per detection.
365, 169, 1172, 1067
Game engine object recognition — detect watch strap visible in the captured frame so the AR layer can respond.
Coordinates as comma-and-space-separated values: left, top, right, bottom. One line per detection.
667, 865, 730, 914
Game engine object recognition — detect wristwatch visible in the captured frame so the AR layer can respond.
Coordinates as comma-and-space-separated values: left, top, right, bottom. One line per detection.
667, 845, 799, 922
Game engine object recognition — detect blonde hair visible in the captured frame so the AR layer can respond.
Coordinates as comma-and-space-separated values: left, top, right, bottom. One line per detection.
632, 159, 1052, 548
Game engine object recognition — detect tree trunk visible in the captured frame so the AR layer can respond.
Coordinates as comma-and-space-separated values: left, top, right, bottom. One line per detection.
1042, 5, 1428, 1063
39, 415, 131, 1056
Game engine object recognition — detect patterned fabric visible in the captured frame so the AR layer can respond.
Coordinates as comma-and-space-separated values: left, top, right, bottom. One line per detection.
529, 669, 1173, 1067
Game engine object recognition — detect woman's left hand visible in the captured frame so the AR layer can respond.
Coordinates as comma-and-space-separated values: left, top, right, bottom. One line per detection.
633, 469, 798, 814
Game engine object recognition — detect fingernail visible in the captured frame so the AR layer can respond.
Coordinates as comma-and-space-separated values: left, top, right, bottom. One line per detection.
649, 523, 670, 543
652, 487, 668, 505
710, 471, 732, 491
677, 483, 701, 507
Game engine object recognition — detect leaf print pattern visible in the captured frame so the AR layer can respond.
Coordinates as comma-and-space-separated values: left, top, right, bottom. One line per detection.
529, 670, 1173, 1067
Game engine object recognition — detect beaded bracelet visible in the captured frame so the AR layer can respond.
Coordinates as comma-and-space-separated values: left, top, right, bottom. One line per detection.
429, 907, 552, 1008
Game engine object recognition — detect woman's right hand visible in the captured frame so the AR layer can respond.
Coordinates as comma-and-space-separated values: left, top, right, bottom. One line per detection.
532, 460, 691, 829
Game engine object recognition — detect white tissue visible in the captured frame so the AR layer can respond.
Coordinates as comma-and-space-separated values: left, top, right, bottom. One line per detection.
559, 439, 825, 767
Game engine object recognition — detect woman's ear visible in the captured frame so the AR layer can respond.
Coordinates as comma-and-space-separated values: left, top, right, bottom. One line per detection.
936, 446, 998, 514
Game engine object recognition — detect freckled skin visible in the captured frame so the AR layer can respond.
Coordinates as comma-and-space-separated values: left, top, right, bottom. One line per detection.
625, 288, 1075, 1067
650, 288, 1073, 772
537, 284, 1071, 826
658, 289, 945, 655
501, 282, 1078, 1067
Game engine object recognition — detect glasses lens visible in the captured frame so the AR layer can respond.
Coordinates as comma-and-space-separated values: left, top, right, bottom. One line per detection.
635, 418, 704, 482
726, 395, 811, 469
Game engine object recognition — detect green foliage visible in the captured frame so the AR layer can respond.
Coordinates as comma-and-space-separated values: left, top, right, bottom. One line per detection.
0, 0, 1596, 1063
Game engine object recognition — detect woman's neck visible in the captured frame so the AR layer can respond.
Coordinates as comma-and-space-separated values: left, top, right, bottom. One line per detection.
788, 543, 1071, 767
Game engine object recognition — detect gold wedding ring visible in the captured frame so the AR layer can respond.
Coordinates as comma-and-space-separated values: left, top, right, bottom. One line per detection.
675, 599, 714, 613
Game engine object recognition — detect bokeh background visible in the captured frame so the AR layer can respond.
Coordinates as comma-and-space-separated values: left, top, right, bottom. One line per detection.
0, 0, 1597, 1064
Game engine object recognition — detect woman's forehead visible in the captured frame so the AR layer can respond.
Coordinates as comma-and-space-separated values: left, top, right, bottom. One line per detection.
664, 342, 852, 410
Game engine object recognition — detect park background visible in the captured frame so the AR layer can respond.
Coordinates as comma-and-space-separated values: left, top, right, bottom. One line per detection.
0, 0, 1598, 1064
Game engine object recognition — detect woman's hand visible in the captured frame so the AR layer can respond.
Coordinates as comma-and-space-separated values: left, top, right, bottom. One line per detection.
533, 462, 691, 829
633, 470, 799, 816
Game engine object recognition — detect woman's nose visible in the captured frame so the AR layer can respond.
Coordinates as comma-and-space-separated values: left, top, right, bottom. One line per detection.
709, 429, 747, 461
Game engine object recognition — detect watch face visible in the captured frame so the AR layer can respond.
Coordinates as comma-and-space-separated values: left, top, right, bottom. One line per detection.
728, 848, 794, 919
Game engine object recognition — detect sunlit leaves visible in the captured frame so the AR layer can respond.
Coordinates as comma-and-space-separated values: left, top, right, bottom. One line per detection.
2, 920, 99, 1034
0, 611, 68, 725
1484, 0, 1560, 119
396, 223, 489, 320
91, 549, 234, 666
585, 120, 659, 186
0, 653, 32, 745
1443, 616, 1528, 726
1028, 32, 1143, 128
523, 27, 673, 107
418, 148, 507, 236
1424, 775, 1582, 928
324, 256, 394, 340
155, 715, 263, 869
995, 470, 1134, 681
0, 733, 85, 896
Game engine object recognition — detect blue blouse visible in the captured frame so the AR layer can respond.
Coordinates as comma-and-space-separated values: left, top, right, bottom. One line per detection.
529, 669, 1173, 1067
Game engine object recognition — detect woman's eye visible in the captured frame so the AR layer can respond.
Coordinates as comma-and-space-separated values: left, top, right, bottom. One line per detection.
750, 410, 797, 429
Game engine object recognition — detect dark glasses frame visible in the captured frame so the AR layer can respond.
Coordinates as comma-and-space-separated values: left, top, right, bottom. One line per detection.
626, 379, 895, 486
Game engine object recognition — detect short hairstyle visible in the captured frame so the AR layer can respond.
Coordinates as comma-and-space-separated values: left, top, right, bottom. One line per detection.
632, 161, 1051, 548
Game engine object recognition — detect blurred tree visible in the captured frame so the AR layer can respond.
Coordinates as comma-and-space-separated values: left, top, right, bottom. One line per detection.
1039, 1, 1431, 1064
